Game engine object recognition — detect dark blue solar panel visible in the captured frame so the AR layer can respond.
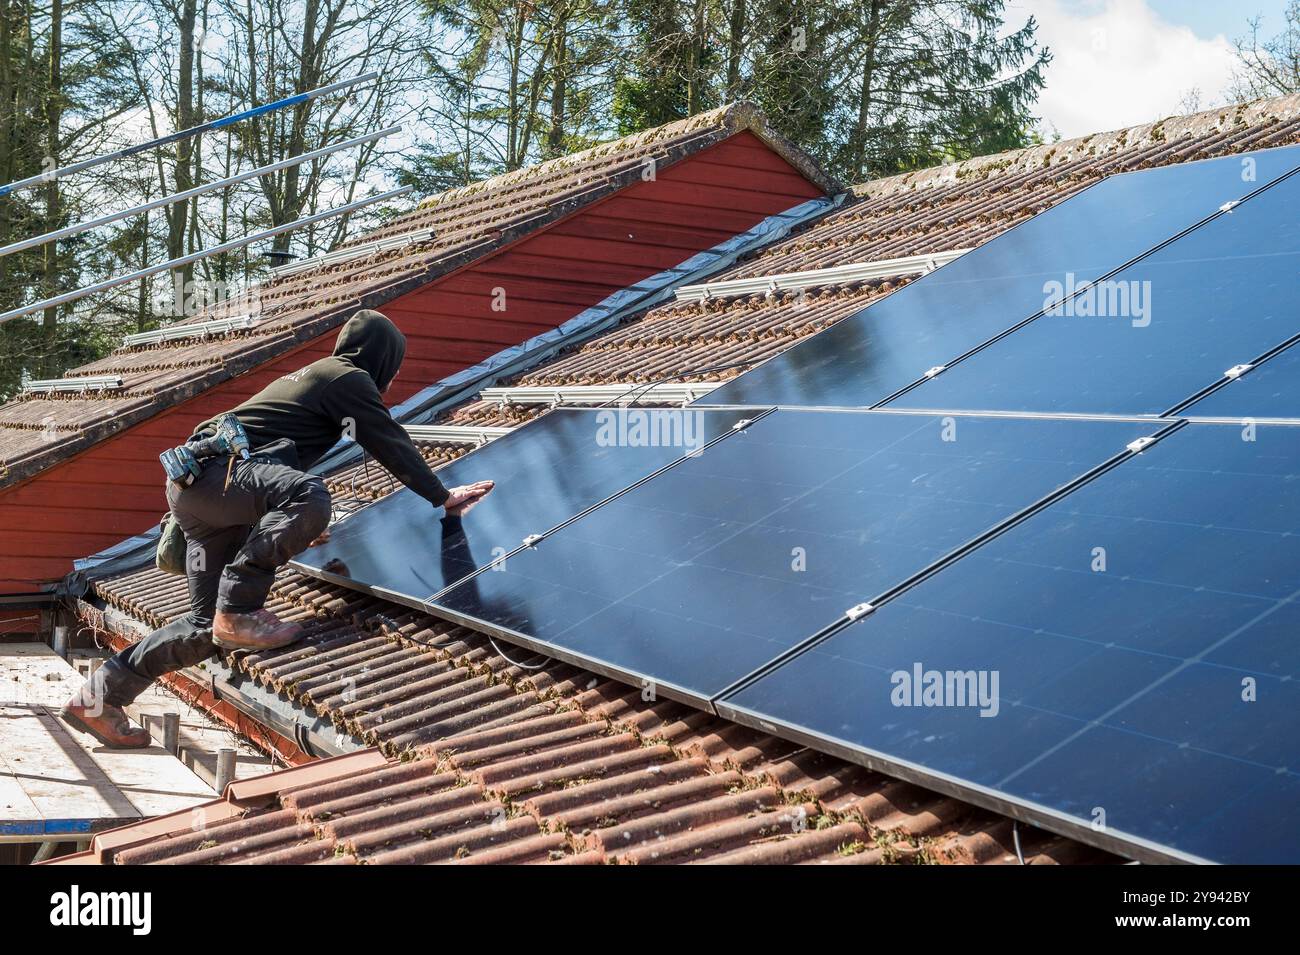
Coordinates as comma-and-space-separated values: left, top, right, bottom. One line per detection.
1181, 340, 1300, 419
430, 410, 1157, 704
720, 421, 1300, 863
295, 407, 745, 601
889, 168, 1300, 415
700, 145, 1300, 410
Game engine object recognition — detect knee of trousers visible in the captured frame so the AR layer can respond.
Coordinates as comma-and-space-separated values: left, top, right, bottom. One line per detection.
299, 478, 333, 538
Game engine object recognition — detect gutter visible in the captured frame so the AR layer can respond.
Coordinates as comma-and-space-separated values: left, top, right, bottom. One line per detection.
80, 599, 362, 762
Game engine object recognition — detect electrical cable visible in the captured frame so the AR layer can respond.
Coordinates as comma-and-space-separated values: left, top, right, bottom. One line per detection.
487, 635, 552, 671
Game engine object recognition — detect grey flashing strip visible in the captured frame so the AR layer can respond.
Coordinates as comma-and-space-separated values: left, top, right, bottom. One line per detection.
71, 193, 842, 584
73, 528, 163, 582
310, 192, 845, 476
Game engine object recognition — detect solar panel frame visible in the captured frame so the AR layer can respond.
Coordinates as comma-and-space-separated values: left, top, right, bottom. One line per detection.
1172, 334, 1300, 420
694, 144, 1300, 413
423, 408, 1174, 708
881, 165, 1300, 418
291, 405, 774, 606
716, 419, 1300, 864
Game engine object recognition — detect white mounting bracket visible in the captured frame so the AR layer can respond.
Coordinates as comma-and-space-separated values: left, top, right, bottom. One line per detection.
732, 418, 754, 431
522, 533, 543, 548
1126, 435, 1157, 454
1219, 199, 1240, 213
924, 365, 946, 378
1224, 363, 1254, 379
845, 602, 875, 622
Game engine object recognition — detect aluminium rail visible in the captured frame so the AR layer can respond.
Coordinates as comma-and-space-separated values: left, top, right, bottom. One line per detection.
0, 126, 402, 260
270, 226, 437, 278
672, 249, 972, 303
21, 374, 124, 394
119, 314, 254, 349
477, 381, 724, 406
0, 73, 378, 199
0, 186, 413, 326
403, 424, 514, 445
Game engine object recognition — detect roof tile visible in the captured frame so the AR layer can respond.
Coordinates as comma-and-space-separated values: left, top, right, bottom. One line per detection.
75, 92, 1300, 865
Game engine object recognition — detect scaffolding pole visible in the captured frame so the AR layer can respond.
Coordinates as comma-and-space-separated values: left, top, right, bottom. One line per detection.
0, 186, 413, 326
0, 72, 378, 199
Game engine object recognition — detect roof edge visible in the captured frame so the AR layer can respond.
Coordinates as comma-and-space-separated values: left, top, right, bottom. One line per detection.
856, 91, 1300, 198
720, 101, 844, 196
416, 102, 842, 212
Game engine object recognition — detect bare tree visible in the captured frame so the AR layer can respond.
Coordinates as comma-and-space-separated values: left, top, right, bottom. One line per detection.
214, 0, 430, 257
1231, 1, 1300, 101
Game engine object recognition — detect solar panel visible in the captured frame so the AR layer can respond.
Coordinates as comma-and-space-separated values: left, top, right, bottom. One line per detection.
289, 142, 1300, 864
429, 410, 1160, 704
699, 145, 1300, 410
719, 421, 1300, 863
888, 167, 1300, 416
1181, 339, 1300, 420
295, 407, 747, 601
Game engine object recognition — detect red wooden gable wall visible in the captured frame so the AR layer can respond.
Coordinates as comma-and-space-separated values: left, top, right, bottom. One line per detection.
0, 130, 824, 592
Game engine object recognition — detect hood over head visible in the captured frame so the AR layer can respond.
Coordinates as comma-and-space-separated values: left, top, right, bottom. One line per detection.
333, 309, 405, 391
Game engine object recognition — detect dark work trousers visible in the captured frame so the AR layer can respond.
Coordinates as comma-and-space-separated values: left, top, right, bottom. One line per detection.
98, 442, 331, 708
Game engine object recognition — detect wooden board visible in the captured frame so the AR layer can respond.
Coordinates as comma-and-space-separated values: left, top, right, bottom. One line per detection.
0, 644, 215, 840
0, 704, 137, 838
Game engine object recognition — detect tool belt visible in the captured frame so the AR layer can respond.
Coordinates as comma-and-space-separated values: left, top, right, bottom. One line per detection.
155, 434, 300, 577
159, 412, 250, 489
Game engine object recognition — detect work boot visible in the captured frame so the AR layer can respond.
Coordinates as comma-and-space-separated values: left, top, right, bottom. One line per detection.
212, 608, 303, 651
59, 684, 151, 749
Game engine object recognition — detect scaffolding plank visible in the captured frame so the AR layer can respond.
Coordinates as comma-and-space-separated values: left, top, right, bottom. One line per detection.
0, 704, 136, 838
0, 644, 215, 839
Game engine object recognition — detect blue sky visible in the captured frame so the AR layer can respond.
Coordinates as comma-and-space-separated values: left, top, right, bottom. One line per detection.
1009, 1, 1296, 138
1145, 1, 1291, 40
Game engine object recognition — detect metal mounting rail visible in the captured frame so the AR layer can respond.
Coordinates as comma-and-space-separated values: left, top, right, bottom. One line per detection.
0, 72, 378, 199
270, 227, 437, 277
22, 374, 124, 395
673, 249, 971, 302
0, 186, 412, 326
0, 125, 400, 260
478, 381, 723, 406
404, 424, 514, 444
120, 315, 255, 349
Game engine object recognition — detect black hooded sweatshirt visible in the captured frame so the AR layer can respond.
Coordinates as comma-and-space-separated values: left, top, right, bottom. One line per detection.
192, 309, 449, 507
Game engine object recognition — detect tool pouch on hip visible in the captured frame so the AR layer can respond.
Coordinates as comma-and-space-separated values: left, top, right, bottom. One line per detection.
156, 512, 188, 576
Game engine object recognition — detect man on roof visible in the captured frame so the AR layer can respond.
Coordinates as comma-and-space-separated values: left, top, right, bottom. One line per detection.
61, 309, 494, 748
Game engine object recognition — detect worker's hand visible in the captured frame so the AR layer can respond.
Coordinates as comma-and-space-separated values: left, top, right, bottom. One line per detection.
444, 480, 495, 517
307, 529, 332, 547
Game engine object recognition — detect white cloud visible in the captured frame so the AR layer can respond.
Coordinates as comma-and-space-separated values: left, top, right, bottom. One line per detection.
1011, 0, 1238, 138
